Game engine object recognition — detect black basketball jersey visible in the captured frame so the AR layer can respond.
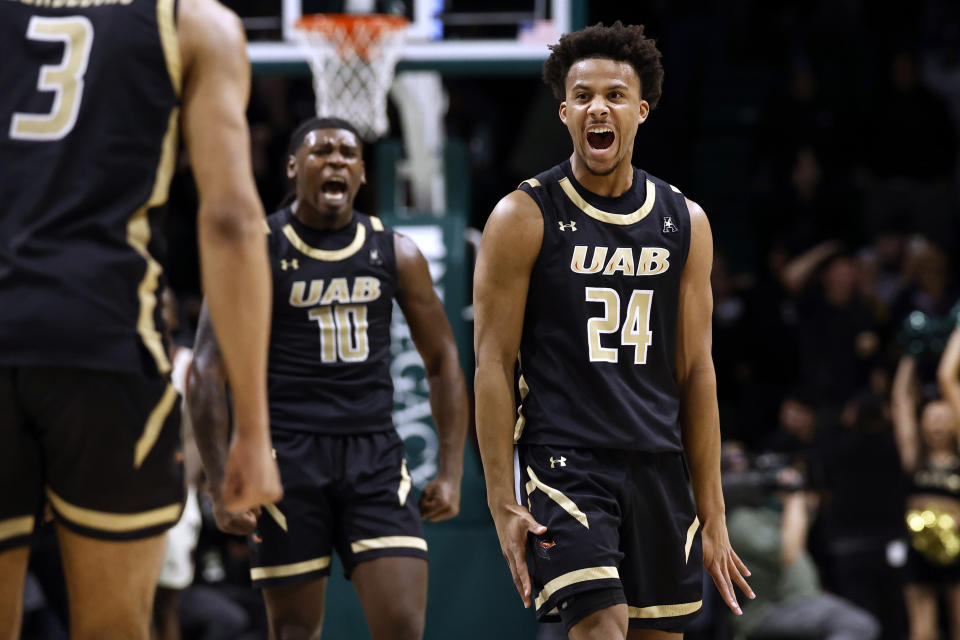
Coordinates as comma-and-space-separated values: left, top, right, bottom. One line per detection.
266, 208, 398, 434
515, 160, 691, 452
0, 0, 180, 374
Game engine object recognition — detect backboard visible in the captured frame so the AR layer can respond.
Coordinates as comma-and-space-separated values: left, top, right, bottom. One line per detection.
238, 0, 584, 75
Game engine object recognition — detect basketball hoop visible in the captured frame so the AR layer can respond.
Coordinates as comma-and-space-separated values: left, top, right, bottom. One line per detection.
294, 14, 409, 140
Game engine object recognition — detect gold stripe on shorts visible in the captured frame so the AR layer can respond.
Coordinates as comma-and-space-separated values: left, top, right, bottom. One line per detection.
133, 382, 178, 468
629, 600, 703, 619
350, 535, 427, 554
0, 515, 35, 543
250, 556, 331, 581
535, 566, 619, 610
684, 516, 700, 563
525, 466, 589, 528
46, 488, 181, 533
398, 458, 412, 505
264, 503, 288, 532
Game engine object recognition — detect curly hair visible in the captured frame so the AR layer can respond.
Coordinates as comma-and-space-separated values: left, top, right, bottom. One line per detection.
543, 21, 664, 109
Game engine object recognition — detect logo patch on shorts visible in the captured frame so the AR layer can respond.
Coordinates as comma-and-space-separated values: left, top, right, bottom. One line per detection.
535, 536, 558, 560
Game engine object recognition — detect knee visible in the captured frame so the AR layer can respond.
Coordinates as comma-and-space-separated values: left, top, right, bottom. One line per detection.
270, 615, 322, 640
369, 607, 425, 640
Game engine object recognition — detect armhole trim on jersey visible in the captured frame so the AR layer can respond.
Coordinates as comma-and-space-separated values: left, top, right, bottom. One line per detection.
370, 216, 384, 232
558, 177, 656, 225
157, 0, 181, 97
519, 178, 541, 189
262, 219, 272, 235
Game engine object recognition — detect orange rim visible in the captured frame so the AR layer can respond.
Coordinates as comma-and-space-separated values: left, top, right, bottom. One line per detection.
294, 14, 408, 59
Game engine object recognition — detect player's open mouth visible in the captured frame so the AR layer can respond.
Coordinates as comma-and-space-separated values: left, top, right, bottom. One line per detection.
321, 177, 348, 201
586, 126, 615, 151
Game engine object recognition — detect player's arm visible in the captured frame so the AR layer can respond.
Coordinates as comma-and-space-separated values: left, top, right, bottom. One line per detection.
474, 190, 546, 608
188, 303, 259, 535
394, 234, 469, 523
938, 328, 960, 421
676, 198, 754, 615
892, 355, 921, 473
178, 0, 280, 510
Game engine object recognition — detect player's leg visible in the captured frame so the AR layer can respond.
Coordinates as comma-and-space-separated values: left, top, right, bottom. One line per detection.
0, 548, 30, 640
626, 630, 682, 640
250, 429, 337, 639
57, 526, 167, 639
905, 583, 938, 640
352, 556, 428, 640
0, 366, 43, 640
337, 431, 429, 640
21, 366, 184, 640
946, 583, 960, 640
566, 601, 628, 639
262, 578, 328, 640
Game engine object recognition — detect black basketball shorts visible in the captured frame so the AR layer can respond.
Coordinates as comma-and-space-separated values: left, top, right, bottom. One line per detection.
517, 444, 703, 632
0, 366, 184, 552
249, 429, 427, 588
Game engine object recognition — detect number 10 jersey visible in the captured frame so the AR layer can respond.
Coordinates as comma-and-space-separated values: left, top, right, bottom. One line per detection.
515, 160, 691, 452
266, 208, 397, 434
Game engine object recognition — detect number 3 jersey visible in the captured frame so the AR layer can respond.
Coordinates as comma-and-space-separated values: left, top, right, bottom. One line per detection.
266, 208, 397, 434
0, 0, 180, 375
515, 160, 691, 452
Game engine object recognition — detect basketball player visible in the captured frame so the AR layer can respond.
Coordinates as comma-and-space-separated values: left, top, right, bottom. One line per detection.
474, 22, 754, 639
190, 117, 469, 640
0, 0, 281, 636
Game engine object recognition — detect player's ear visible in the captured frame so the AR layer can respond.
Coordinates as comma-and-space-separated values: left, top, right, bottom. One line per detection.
286, 154, 297, 180
637, 99, 650, 124
559, 101, 568, 125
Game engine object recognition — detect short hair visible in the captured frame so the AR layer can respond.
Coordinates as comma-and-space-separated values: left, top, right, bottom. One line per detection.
287, 117, 363, 157
543, 21, 664, 109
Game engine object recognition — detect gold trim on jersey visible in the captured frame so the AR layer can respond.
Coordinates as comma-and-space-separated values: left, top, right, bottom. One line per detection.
46, 488, 182, 532
669, 184, 682, 194
262, 219, 272, 235
525, 466, 589, 529
350, 536, 428, 554
520, 178, 541, 189
282, 222, 366, 262
250, 556, 331, 581
557, 177, 656, 225
264, 503, 288, 532
629, 600, 702, 619
514, 372, 529, 443
156, 0, 181, 96
535, 566, 619, 610
0, 515, 35, 543
684, 516, 700, 563
127, 107, 180, 375
370, 216, 384, 231
398, 458, 412, 505
133, 382, 178, 468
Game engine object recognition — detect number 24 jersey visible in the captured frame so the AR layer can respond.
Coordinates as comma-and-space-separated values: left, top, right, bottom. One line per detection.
515, 160, 692, 452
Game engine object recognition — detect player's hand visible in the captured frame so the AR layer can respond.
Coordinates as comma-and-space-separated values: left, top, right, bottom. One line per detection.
419, 473, 462, 522
212, 499, 260, 536
490, 502, 546, 608
702, 517, 754, 615
221, 431, 283, 512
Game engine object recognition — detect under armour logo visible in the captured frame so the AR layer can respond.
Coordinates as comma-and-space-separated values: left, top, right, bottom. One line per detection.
550, 456, 567, 469
558, 221, 577, 232
281, 259, 299, 271
369, 248, 382, 265
662, 217, 679, 233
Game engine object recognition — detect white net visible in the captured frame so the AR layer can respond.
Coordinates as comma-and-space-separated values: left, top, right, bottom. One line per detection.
293, 15, 408, 141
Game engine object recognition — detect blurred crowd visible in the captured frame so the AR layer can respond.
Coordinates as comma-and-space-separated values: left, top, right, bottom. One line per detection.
17, 0, 960, 638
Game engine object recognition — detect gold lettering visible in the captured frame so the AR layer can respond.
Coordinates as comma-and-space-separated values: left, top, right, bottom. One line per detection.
351, 277, 382, 303
289, 280, 323, 307
570, 246, 607, 274
320, 278, 350, 305
637, 248, 670, 275
603, 248, 635, 276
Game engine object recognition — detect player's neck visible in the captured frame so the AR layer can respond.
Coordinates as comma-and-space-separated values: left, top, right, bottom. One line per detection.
292, 200, 354, 231
569, 154, 634, 198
